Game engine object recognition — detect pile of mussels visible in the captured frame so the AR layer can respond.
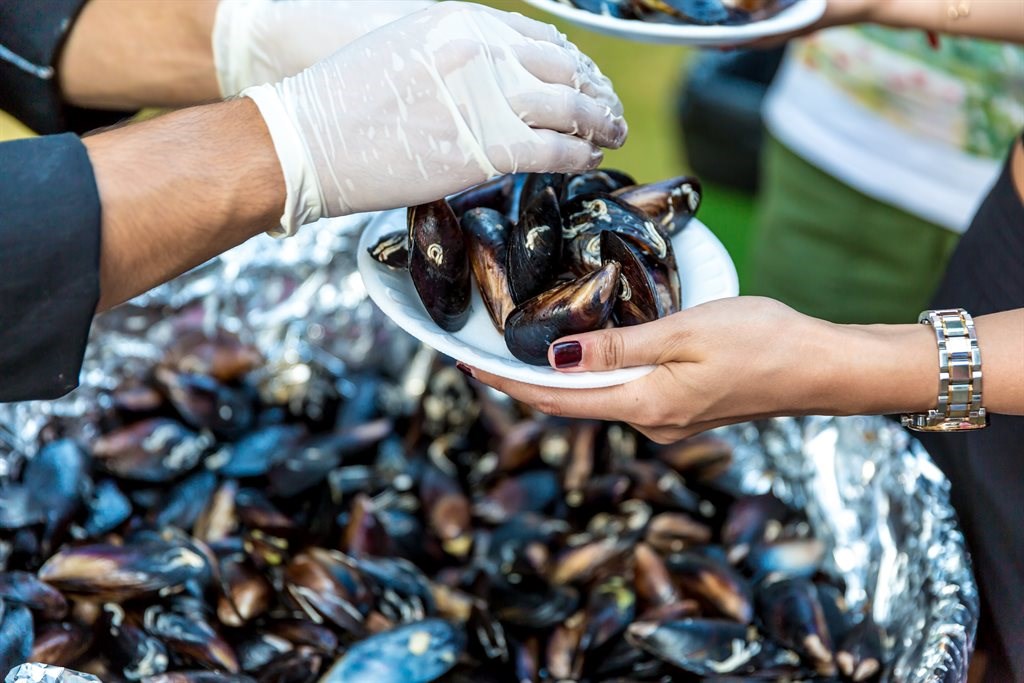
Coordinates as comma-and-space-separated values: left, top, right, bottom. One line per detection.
368, 171, 699, 365
0, 329, 888, 683
558, 0, 798, 26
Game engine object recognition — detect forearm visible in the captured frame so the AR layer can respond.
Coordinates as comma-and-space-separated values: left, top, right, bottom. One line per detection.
59, 0, 219, 109
870, 0, 1024, 42
819, 311, 1024, 418
83, 98, 284, 310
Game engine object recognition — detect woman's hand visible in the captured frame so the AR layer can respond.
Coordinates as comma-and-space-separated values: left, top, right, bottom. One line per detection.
464, 297, 937, 444
741, 0, 879, 48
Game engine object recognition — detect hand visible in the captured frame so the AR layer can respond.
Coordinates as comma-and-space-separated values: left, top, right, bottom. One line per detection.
464, 297, 937, 444
740, 0, 878, 49
243, 2, 627, 235
213, 0, 436, 96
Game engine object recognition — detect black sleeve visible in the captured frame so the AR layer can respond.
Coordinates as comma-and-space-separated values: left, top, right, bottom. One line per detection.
0, 133, 101, 401
0, 0, 132, 134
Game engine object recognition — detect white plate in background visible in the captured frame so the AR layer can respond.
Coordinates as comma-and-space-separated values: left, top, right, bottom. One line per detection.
520, 0, 825, 46
357, 208, 738, 389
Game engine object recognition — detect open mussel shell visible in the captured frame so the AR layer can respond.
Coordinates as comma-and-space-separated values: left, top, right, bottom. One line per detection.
562, 193, 671, 276
408, 199, 471, 332
613, 175, 701, 238
504, 261, 621, 366
368, 230, 409, 270
561, 169, 636, 204
601, 231, 664, 326
625, 618, 761, 676
461, 208, 515, 333
507, 186, 564, 305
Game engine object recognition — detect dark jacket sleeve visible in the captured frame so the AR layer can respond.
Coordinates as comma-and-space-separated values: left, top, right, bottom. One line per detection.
0, 0, 131, 134
0, 134, 101, 401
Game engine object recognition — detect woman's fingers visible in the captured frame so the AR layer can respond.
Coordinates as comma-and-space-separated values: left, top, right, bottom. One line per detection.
547, 315, 691, 372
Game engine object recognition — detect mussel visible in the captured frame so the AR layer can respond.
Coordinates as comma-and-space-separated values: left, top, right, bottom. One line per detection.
601, 230, 664, 326
507, 186, 564, 304
461, 208, 515, 333
626, 618, 761, 676
504, 261, 621, 365
562, 193, 671, 275
408, 199, 471, 332
561, 169, 636, 203
613, 175, 701, 237
367, 230, 410, 270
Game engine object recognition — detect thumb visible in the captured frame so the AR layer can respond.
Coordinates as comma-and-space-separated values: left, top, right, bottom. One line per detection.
548, 316, 683, 372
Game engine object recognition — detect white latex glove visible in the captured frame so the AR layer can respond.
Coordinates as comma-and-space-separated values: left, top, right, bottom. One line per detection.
243, 2, 627, 236
213, 0, 436, 97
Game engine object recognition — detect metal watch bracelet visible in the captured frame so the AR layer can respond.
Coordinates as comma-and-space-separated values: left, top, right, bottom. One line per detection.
901, 308, 988, 432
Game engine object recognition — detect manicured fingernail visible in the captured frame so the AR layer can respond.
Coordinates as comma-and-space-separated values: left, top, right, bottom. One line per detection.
552, 341, 582, 369
456, 362, 473, 378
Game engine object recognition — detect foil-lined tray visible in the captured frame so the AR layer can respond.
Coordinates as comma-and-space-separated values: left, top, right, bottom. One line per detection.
0, 213, 977, 682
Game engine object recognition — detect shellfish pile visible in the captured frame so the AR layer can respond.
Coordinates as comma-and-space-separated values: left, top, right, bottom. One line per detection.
558, 0, 798, 26
368, 171, 701, 365
0, 330, 888, 682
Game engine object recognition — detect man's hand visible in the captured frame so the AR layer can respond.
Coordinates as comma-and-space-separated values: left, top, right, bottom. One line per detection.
244, 2, 628, 235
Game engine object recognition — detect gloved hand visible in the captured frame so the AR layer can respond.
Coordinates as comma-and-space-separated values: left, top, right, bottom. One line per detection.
213, 0, 436, 97
243, 2, 627, 236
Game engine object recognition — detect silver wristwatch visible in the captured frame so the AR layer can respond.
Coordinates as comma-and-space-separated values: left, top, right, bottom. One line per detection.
901, 308, 988, 432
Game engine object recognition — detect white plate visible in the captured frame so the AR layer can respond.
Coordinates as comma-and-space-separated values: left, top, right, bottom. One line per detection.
521, 0, 825, 46
357, 209, 738, 388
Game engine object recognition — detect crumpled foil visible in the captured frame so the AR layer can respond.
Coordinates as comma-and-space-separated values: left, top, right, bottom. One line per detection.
0, 214, 976, 682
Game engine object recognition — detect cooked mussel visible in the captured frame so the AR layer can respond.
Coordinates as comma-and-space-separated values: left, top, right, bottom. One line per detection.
368, 230, 410, 270
518, 173, 566, 221
504, 261, 621, 365
625, 618, 761, 676
601, 231, 664, 326
507, 186, 564, 304
461, 208, 515, 333
757, 578, 836, 676
448, 174, 520, 220
562, 193, 670, 275
613, 175, 701, 237
408, 199, 471, 332
320, 619, 466, 683
561, 169, 636, 204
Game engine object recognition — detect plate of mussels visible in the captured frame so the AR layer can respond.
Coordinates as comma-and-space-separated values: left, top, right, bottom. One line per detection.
358, 170, 738, 389
520, 0, 826, 46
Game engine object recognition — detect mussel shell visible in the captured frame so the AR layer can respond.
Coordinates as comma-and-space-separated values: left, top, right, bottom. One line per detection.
0, 570, 68, 619
319, 619, 465, 683
757, 578, 835, 675
408, 200, 471, 332
664, 551, 755, 623
569, 0, 638, 18
504, 262, 620, 366
601, 231, 663, 326
461, 208, 515, 333
367, 230, 410, 270
447, 174, 520, 220
561, 169, 636, 204
30, 619, 94, 667
562, 193, 671, 275
625, 618, 761, 676
518, 173, 566, 222
92, 418, 213, 483
633, 0, 730, 24
80, 479, 133, 539
613, 175, 701, 237
0, 600, 33, 676
507, 186, 564, 305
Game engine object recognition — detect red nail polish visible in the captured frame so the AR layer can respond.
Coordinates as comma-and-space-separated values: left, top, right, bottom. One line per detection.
552, 341, 582, 369
456, 362, 473, 378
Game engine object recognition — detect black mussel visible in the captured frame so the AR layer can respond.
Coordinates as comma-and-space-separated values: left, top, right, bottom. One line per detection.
745, 538, 826, 582
155, 367, 257, 439
504, 261, 620, 366
447, 174, 520, 220
665, 550, 755, 623
722, 493, 790, 563
102, 603, 171, 680
507, 186, 564, 304
837, 615, 885, 682
562, 193, 670, 275
267, 619, 340, 654
461, 208, 515, 333
284, 550, 370, 635
619, 460, 703, 514
474, 470, 561, 524
493, 581, 580, 630
0, 570, 67, 619
150, 469, 218, 531
632, 0, 729, 24
633, 543, 682, 609
237, 634, 293, 674
562, 169, 636, 203
0, 600, 33, 677
207, 424, 306, 478
547, 611, 585, 680
144, 602, 238, 673
601, 230, 664, 326
30, 619, 93, 667
111, 380, 166, 416
569, 0, 638, 18
320, 619, 466, 683
23, 439, 88, 551
581, 575, 636, 652
368, 230, 410, 270
613, 175, 701, 237
163, 328, 262, 382
654, 434, 734, 480
551, 537, 631, 586
194, 479, 238, 544
79, 478, 133, 539
39, 540, 209, 601
217, 552, 272, 628
564, 421, 600, 506
626, 618, 761, 676
420, 466, 473, 558
408, 199, 471, 332
644, 512, 713, 554
518, 173, 566, 221
757, 578, 835, 675
143, 674, 257, 683
92, 418, 214, 483
341, 552, 436, 623
342, 493, 397, 558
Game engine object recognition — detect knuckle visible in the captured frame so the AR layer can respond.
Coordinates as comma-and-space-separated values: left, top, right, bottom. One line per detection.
598, 330, 625, 368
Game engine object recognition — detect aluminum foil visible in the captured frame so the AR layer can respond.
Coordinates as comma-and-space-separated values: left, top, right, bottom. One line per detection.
0, 213, 976, 682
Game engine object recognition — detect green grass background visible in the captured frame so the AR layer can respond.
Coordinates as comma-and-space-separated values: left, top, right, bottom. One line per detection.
485, 1, 758, 285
